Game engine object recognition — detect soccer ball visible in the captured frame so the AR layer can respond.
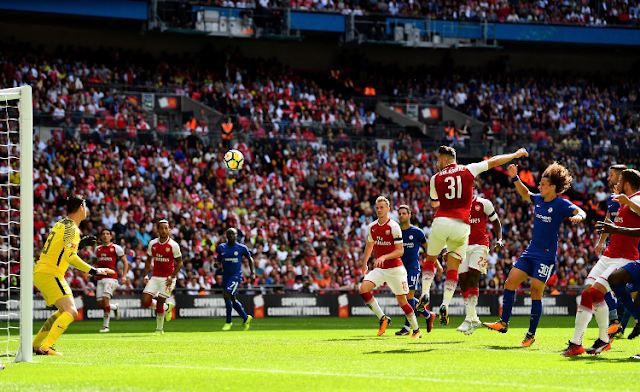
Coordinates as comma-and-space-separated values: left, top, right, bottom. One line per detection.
224, 149, 244, 171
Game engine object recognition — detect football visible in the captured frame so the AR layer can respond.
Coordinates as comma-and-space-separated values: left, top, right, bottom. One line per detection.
223, 149, 244, 171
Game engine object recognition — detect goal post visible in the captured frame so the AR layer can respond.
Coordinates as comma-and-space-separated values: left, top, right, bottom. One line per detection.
0, 86, 33, 363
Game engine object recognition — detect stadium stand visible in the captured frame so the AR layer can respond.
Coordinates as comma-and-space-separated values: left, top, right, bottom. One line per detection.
0, 44, 638, 299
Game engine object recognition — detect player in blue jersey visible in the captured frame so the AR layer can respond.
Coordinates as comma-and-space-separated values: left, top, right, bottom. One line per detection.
215, 228, 256, 331
395, 205, 437, 335
594, 164, 627, 337
484, 162, 586, 347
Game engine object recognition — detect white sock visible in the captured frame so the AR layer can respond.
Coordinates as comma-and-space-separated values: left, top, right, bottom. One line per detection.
467, 295, 478, 322
593, 300, 610, 342
407, 311, 419, 331
103, 312, 110, 328
163, 303, 169, 312
365, 297, 384, 319
572, 306, 593, 345
442, 280, 457, 307
109, 303, 119, 311
421, 271, 435, 298
156, 313, 165, 331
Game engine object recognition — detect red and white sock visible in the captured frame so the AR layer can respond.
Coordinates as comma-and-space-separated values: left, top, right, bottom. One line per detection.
421, 261, 436, 299
572, 289, 594, 345
442, 270, 459, 308
467, 288, 479, 322
361, 292, 384, 319
156, 303, 166, 330
103, 310, 110, 328
401, 303, 419, 331
108, 303, 119, 311
462, 290, 471, 321
591, 288, 610, 342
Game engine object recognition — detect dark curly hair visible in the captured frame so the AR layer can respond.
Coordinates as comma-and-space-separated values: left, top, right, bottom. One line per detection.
542, 162, 573, 194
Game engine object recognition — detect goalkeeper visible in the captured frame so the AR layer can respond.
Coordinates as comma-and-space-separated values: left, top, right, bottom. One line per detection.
32, 195, 114, 356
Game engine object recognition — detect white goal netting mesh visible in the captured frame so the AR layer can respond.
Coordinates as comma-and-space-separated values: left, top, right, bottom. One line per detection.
0, 90, 25, 359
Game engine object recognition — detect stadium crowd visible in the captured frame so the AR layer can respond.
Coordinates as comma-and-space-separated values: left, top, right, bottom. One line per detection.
1, 44, 639, 300
188, 0, 638, 27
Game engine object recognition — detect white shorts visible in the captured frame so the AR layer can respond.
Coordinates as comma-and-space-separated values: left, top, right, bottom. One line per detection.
426, 217, 470, 260
587, 256, 634, 292
364, 266, 409, 295
143, 276, 177, 299
96, 278, 119, 300
459, 244, 489, 274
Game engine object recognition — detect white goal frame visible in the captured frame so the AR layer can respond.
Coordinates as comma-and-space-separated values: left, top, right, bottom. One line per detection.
0, 86, 33, 363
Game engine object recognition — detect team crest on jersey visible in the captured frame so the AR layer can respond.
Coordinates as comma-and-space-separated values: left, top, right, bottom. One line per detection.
385, 230, 390, 235
66, 243, 77, 249
548, 207, 553, 213
165, 246, 170, 252
234, 251, 238, 256
475, 205, 481, 211
409, 235, 414, 240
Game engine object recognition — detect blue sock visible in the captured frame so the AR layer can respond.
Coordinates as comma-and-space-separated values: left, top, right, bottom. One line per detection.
529, 299, 542, 335
621, 309, 633, 330
604, 292, 618, 320
404, 298, 418, 329
501, 289, 516, 323
611, 284, 638, 320
233, 300, 249, 322
225, 299, 233, 323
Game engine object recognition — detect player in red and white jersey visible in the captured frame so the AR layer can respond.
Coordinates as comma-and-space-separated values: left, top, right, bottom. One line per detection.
359, 196, 422, 339
142, 220, 183, 334
93, 229, 129, 333
456, 195, 504, 335
418, 145, 528, 326
565, 169, 640, 356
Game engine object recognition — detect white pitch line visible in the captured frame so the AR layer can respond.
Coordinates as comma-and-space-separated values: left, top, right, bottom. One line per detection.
51, 361, 627, 392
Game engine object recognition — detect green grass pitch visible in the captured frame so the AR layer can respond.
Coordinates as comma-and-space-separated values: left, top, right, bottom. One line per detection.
1, 316, 640, 392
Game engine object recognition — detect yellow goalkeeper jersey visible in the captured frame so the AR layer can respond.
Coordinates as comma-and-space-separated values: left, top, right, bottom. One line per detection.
35, 218, 92, 277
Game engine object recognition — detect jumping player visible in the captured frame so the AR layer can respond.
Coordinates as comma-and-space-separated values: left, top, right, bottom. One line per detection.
456, 194, 504, 335
484, 163, 586, 347
215, 228, 256, 331
418, 145, 528, 326
94, 229, 129, 332
564, 169, 640, 355
360, 196, 421, 339
595, 165, 630, 337
596, 221, 640, 341
142, 220, 182, 334
395, 205, 436, 336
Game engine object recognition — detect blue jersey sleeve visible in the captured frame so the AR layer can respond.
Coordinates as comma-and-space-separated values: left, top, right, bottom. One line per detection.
419, 229, 426, 244
531, 194, 542, 205
242, 244, 250, 259
562, 198, 578, 218
216, 244, 224, 262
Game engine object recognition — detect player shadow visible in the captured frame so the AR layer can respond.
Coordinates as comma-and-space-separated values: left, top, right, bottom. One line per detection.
364, 348, 435, 354
324, 337, 386, 342
418, 340, 465, 345
483, 345, 525, 351
564, 356, 640, 363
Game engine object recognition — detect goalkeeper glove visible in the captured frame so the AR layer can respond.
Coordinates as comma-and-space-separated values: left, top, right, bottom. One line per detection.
89, 268, 115, 276
78, 235, 97, 250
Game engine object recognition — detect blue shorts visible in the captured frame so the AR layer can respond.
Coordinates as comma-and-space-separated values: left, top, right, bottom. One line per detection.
514, 255, 556, 283
622, 261, 640, 292
223, 275, 242, 296
407, 268, 421, 291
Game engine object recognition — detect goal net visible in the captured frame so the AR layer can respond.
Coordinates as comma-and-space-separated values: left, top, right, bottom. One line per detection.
0, 86, 33, 363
